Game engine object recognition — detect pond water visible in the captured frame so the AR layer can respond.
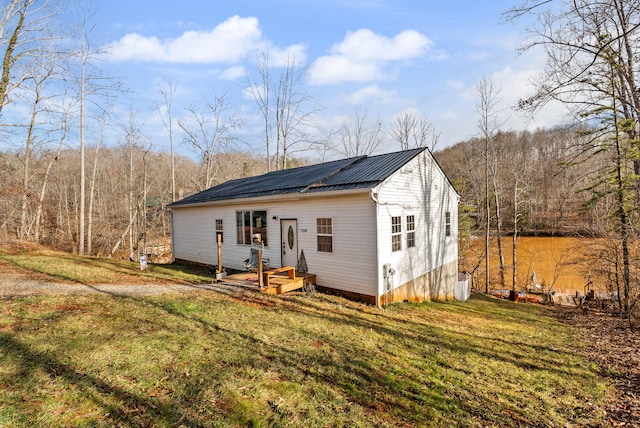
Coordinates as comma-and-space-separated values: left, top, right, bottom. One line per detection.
461, 236, 596, 294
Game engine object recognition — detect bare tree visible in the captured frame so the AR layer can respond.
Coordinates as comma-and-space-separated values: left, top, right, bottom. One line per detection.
336, 107, 384, 157
76, 7, 89, 255
23, 76, 77, 244
274, 55, 319, 169
0, 0, 69, 241
86, 120, 105, 255
157, 78, 177, 201
476, 76, 503, 293
247, 51, 319, 170
246, 50, 273, 171
506, 0, 640, 321
121, 111, 151, 260
69, 2, 123, 255
390, 110, 440, 151
0, 0, 56, 115
178, 91, 242, 189
508, 137, 533, 291
32, 107, 68, 243
18, 62, 46, 240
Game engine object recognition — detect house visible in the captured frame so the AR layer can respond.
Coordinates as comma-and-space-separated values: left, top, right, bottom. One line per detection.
168, 147, 459, 306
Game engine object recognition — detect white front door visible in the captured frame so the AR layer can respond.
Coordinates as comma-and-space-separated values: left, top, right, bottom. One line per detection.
281, 219, 298, 268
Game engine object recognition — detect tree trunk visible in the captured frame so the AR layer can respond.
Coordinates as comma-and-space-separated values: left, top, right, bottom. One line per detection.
34, 130, 66, 242
110, 207, 139, 257
494, 187, 506, 290
512, 181, 518, 291
485, 153, 490, 293
128, 144, 134, 261
87, 128, 102, 255
79, 57, 86, 255
19, 80, 40, 240
0, 0, 27, 115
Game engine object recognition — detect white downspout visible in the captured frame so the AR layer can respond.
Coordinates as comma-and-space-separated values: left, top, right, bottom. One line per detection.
370, 187, 381, 308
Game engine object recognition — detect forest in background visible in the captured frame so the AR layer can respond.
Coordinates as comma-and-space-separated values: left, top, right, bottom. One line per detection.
1, 0, 639, 322
0, 146, 268, 259
0, 121, 618, 261
435, 126, 599, 237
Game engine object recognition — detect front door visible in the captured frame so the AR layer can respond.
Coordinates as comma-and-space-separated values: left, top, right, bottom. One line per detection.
281, 219, 298, 268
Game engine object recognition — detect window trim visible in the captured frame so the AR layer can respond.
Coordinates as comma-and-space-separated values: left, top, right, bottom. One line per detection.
316, 217, 333, 253
215, 218, 223, 243
236, 210, 268, 246
406, 215, 415, 248
391, 216, 402, 252
445, 211, 451, 237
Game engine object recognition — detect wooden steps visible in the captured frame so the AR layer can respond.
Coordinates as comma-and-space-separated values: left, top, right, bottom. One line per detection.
260, 266, 303, 295
221, 269, 315, 295
262, 266, 296, 288
260, 276, 304, 295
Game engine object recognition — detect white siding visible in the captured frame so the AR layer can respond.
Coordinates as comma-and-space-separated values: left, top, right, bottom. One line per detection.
171, 192, 378, 297
291, 194, 377, 296
171, 207, 217, 265
375, 150, 459, 298
171, 149, 458, 303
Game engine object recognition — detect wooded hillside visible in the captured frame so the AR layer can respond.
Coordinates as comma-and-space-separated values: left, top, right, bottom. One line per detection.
433, 126, 603, 237
0, 146, 267, 258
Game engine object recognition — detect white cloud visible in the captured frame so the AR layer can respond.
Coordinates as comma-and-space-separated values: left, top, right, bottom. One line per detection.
442, 109, 462, 121
309, 55, 382, 84
446, 79, 465, 91
269, 43, 308, 67
220, 65, 246, 80
489, 65, 572, 130
343, 85, 397, 104
106, 15, 264, 64
308, 29, 431, 85
491, 66, 533, 101
335, 29, 430, 62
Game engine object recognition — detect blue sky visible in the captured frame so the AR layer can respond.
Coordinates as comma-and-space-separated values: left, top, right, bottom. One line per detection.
92, 0, 562, 157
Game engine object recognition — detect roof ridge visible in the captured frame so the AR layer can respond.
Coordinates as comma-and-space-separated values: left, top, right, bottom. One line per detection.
299, 155, 367, 193
169, 149, 431, 207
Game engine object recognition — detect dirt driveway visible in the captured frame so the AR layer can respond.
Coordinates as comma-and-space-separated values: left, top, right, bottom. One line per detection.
0, 267, 237, 298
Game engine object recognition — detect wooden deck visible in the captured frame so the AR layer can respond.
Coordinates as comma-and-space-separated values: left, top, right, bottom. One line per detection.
219, 269, 316, 295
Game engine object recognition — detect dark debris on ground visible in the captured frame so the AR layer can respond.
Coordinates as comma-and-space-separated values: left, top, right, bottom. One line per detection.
555, 307, 640, 427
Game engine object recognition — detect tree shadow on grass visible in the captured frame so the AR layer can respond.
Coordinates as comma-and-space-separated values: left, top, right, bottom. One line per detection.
105, 288, 581, 426
1, 285, 602, 427
270, 293, 584, 376
0, 332, 208, 427
80, 289, 462, 425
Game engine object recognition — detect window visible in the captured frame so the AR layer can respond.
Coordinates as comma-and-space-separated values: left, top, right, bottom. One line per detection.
236, 210, 268, 245
215, 219, 223, 243
406, 215, 415, 248
445, 211, 451, 237
317, 218, 333, 252
391, 216, 402, 252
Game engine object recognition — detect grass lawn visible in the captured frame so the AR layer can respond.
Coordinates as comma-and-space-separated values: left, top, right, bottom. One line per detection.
0, 247, 611, 426
0, 287, 609, 427
0, 248, 212, 284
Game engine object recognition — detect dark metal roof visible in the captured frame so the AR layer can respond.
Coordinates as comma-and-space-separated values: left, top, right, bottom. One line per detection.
170, 148, 426, 207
